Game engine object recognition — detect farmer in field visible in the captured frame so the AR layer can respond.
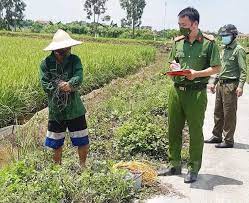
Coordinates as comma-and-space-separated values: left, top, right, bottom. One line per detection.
205, 24, 247, 148
40, 29, 89, 167
158, 7, 221, 183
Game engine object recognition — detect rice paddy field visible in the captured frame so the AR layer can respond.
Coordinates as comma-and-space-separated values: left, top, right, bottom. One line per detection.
0, 35, 156, 127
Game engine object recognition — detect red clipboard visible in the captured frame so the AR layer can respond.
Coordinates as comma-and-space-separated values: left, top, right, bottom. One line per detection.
166, 69, 191, 76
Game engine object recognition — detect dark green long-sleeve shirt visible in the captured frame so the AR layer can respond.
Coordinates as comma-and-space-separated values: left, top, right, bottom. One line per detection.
40, 53, 86, 121
218, 40, 247, 88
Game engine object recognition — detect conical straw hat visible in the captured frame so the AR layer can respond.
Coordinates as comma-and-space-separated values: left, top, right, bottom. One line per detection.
44, 29, 82, 51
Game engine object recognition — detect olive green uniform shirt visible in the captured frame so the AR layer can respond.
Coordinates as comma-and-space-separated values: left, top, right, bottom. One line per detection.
169, 30, 221, 85
40, 53, 86, 121
218, 40, 247, 88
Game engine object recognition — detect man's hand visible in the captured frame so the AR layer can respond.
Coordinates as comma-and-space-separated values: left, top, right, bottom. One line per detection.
208, 84, 216, 94
236, 87, 243, 97
169, 61, 181, 71
58, 81, 72, 92
185, 69, 199, 81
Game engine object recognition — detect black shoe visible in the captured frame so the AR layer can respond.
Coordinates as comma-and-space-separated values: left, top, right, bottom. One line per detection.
204, 136, 222, 144
215, 142, 234, 148
157, 166, 182, 176
184, 171, 198, 183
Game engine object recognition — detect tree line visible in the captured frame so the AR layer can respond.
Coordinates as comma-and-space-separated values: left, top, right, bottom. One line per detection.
0, 0, 150, 38
0, 0, 220, 40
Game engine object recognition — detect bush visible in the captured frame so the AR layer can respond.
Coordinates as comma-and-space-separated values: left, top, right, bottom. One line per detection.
30, 22, 44, 33
0, 152, 135, 203
67, 23, 89, 35
115, 114, 168, 160
119, 29, 155, 40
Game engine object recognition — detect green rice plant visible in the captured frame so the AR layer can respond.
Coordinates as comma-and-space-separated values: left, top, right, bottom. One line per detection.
0, 36, 156, 127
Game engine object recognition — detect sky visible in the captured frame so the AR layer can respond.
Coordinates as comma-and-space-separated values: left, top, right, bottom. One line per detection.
24, 0, 249, 33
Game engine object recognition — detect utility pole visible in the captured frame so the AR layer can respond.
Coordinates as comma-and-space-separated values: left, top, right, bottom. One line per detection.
164, 1, 167, 39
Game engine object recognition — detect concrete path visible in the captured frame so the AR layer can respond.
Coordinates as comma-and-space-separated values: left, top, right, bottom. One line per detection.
147, 84, 249, 203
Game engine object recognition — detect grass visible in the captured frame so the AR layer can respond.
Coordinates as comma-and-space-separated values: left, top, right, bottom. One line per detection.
0, 35, 156, 127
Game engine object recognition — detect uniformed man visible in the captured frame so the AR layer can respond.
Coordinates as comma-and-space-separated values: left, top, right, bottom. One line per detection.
158, 7, 221, 183
205, 24, 247, 148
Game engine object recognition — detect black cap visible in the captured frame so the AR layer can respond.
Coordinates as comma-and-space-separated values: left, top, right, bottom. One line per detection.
219, 24, 238, 36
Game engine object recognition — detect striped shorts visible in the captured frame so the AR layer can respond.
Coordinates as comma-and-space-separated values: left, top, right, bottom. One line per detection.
45, 115, 89, 149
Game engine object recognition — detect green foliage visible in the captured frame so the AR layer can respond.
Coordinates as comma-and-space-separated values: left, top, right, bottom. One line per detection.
115, 114, 168, 160
67, 22, 90, 35
0, 36, 156, 127
0, 152, 135, 203
89, 72, 171, 161
120, 0, 146, 37
0, 0, 26, 30
11, 19, 181, 41
0, 51, 171, 202
84, 0, 108, 23
157, 29, 180, 40
30, 22, 44, 33
96, 26, 129, 38
120, 29, 155, 40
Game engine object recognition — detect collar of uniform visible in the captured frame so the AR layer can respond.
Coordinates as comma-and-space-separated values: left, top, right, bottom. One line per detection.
185, 30, 203, 43
196, 30, 204, 42
226, 39, 237, 49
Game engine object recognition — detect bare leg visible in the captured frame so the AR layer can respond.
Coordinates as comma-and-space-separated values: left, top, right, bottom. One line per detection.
78, 145, 89, 167
53, 146, 63, 164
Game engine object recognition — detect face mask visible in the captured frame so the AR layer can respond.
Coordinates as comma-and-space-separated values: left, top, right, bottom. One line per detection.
222, 35, 233, 45
180, 27, 191, 37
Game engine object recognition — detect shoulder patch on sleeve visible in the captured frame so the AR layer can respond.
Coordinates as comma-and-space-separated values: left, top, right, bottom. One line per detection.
237, 44, 246, 51
235, 45, 247, 56
203, 33, 215, 41
174, 35, 185, 42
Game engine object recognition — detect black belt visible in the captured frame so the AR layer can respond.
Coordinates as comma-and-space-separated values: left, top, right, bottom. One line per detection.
174, 83, 207, 91
219, 79, 239, 84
